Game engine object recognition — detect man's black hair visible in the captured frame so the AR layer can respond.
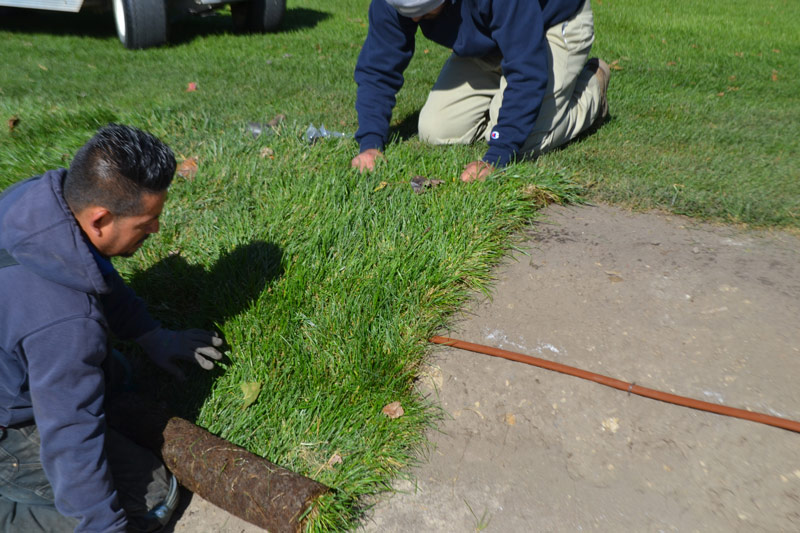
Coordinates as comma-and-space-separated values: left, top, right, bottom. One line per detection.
64, 124, 176, 216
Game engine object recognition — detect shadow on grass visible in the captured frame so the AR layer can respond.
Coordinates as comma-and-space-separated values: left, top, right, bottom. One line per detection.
0, 6, 331, 46
0, 8, 116, 40
539, 112, 614, 159
125, 240, 283, 420
389, 110, 421, 142
169, 8, 331, 45
281, 7, 331, 31
382, 103, 612, 153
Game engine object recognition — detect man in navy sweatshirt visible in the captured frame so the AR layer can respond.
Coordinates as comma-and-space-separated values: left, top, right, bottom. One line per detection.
0, 124, 223, 532
352, 0, 610, 182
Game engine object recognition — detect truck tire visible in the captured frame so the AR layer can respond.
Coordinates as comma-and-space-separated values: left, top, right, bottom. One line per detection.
113, 0, 168, 49
231, 0, 285, 33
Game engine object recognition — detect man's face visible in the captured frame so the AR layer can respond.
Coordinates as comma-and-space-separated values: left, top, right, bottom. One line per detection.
411, 3, 446, 22
98, 191, 167, 258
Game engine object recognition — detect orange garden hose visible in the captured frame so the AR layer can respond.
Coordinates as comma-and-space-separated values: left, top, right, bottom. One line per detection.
430, 336, 800, 434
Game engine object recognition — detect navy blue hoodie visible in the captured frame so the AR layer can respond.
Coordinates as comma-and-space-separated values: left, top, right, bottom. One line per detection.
355, 0, 584, 167
0, 170, 158, 532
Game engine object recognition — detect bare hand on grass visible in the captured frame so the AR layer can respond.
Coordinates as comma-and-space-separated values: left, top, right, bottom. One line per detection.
460, 160, 494, 182
351, 148, 384, 172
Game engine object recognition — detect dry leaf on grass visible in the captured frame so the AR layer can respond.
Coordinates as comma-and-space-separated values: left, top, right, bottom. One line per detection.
260, 147, 275, 159
373, 181, 388, 192
240, 382, 261, 409
7, 115, 19, 132
267, 113, 286, 128
410, 175, 444, 194
177, 157, 198, 180
382, 401, 404, 419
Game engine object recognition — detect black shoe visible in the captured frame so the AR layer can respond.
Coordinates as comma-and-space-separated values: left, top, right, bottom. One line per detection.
126, 474, 179, 533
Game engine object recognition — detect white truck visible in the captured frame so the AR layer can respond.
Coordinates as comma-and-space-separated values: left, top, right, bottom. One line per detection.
0, 0, 286, 49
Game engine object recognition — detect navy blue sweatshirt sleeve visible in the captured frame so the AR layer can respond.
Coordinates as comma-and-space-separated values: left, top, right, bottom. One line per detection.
101, 269, 160, 340
25, 318, 127, 533
481, 1, 550, 167
354, 0, 419, 153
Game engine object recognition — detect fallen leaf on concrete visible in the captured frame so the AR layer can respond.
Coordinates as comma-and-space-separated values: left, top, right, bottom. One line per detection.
240, 382, 261, 409
177, 157, 198, 180
504, 413, 516, 426
605, 271, 624, 283
7, 115, 19, 132
382, 401, 404, 419
417, 363, 443, 390
602, 417, 620, 433
186, 82, 198, 92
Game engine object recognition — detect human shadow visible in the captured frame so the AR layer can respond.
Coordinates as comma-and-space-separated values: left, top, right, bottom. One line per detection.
123, 240, 283, 420
388, 110, 421, 142
384, 107, 612, 157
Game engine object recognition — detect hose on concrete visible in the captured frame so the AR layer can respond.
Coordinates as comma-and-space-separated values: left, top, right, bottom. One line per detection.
430, 336, 800, 434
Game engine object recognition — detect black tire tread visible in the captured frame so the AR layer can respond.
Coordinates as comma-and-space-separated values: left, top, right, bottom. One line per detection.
118, 0, 167, 49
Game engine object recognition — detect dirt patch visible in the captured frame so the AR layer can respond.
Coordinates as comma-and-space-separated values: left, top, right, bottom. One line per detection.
168, 204, 800, 532
361, 204, 800, 532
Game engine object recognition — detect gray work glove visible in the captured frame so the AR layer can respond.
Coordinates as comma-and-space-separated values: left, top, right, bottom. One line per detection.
136, 328, 223, 380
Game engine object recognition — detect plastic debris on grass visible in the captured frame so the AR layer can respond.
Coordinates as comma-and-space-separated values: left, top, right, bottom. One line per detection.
247, 114, 286, 139
305, 123, 351, 144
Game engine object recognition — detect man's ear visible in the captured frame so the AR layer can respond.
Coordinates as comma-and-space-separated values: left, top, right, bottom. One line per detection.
80, 206, 114, 239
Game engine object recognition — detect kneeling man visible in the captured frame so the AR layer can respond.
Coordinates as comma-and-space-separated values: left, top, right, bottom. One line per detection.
0, 124, 223, 532
352, 0, 610, 182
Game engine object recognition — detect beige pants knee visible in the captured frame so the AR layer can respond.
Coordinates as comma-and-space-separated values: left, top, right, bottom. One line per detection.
418, 0, 602, 157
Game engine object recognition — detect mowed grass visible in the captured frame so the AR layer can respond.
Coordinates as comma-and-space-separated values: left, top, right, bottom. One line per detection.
0, 0, 797, 529
542, 0, 800, 226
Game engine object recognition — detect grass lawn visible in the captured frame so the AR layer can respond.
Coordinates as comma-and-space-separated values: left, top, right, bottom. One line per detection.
1, 0, 798, 529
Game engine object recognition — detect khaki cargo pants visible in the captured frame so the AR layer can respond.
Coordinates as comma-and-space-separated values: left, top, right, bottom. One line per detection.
419, 0, 601, 157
